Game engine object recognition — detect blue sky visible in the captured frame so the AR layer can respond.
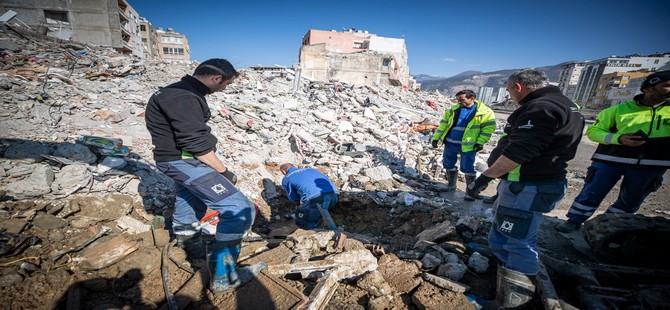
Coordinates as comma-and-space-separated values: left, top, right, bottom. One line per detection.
130, 0, 670, 78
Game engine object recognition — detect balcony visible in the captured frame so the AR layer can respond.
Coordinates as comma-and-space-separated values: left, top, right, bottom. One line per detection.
118, 9, 129, 21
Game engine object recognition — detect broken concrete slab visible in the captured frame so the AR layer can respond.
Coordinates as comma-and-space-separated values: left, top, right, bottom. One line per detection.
50, 164, 92, 195
378, 254, 422, 294
79, 235, 139, 270
3, 164, 54, 198
72, 194, 133, 221
356, 270, 395, 297
411, 282, 475, 310
32, 213, 67, 230
414, 219, 457, 248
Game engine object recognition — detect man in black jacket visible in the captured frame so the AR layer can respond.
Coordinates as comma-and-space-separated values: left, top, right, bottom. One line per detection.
466, 69, 585, 308
145, 59, 264, 294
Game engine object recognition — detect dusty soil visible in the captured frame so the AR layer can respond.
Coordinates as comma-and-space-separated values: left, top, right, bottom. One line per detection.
1, 114, 668, 310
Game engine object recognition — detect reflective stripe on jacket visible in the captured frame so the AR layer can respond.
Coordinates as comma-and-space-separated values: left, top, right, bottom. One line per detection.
588, 99, 670, 168
431, 100, 496, 152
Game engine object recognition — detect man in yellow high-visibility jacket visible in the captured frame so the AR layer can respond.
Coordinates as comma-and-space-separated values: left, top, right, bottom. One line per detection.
557, 70, 670, 233
431, 90, 496, 200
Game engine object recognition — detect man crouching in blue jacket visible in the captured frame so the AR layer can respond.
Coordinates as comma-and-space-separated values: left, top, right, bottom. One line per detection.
280, 163, 340, 229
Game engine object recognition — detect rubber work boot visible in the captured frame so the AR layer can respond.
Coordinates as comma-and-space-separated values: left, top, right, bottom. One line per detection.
207, 239, 266, 294
464, 174, 477, 201
483, 193, 499, 204
556, 220, 581, 233
495, 266, 536, 309
445, 170, 458, 191
175, 232, 205, 259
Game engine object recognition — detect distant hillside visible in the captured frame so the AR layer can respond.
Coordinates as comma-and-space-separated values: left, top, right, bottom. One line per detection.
418, 63, 565, 96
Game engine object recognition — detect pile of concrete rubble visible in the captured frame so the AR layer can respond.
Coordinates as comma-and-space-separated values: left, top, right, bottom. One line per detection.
0, 29, 504, 309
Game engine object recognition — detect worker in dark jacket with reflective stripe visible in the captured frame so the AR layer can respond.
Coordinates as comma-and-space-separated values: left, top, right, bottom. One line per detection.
466, 69, 585, 309
557, 70, 670, 233
145, 59, 264, 294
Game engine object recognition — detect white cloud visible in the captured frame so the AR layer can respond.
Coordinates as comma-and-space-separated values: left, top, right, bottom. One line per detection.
442, 58, 456, 62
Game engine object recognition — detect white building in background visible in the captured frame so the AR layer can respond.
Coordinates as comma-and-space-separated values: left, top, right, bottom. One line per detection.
558, 62, 586, 100
495, 87, 508, 103
477, 86, 494, 104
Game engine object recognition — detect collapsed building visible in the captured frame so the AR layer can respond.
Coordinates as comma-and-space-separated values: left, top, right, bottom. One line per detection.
299, 28, 418, 89
0, 23, 669, 310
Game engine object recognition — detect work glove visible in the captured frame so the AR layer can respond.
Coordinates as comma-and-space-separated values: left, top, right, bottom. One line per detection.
221, 169, 238, 185
466, 175, 494, 200
473, 144, 484, 152
431, 140, 439, 148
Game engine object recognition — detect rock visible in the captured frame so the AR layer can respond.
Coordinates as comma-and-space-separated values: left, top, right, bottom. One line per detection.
356, 270, 394, 297
467, 252, 489, 273
0, 271, 23, 287
378, 254, 422, 294
362, 166, 392, 182
32, 213, 68, 230
412, 282, 475, 310
53, 143, 97, 164
4, 141, 52, 163
437, 262, 468, 281
3, 164, 54, 198
414, 219, 457, 248
421, 253, 443, 270
97, 156, 126, 173
51, 164, 92, 194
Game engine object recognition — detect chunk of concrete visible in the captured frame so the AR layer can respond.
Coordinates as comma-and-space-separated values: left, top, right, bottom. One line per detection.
362, 166, 393, 182
467, 252, 489, 273
412, 282, 475, 310
53, 143, 97, 164
3, 164, 54, 198
414, 219, 457, 248
437, 262, 467, 281
378, 254, 422, 294
80, 235, 139, 270
356, 270, 394, 297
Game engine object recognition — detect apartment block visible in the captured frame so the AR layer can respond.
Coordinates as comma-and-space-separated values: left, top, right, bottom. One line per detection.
156, 27, 190, 63
591, 71, 651, 108
569, 54, 670, 107
494, 87, 508, 103
139, 17, 159, 60
476, 86, 494, 104
0, 0, 144, 57
299, 29, 415, 88
558, 62, 586, 100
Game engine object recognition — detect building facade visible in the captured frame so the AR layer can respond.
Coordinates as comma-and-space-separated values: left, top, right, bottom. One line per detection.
557, 62, 586, 100
566, 54, 670, 107
156, 27, 190, 63
494, 87, 508, 103
0, 0, 144, 57
139, 17, 159, 60
299, 29, 415, 88
477, 86, 494, 104
591, 71, 651, 108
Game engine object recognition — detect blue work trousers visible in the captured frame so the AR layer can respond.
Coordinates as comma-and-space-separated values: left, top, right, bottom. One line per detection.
566, 161, 665, 224
156, 159, 256, 242
488, 179, 567, 275
442, 142, 476, 174
295, 192, 339, 229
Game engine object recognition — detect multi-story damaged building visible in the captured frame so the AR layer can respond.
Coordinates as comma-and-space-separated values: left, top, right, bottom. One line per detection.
155, 27, 190, 63
0, 0, 144, 57
557, 62, 586, 101
299, 29, 416, 88
139, 17, 159, 60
